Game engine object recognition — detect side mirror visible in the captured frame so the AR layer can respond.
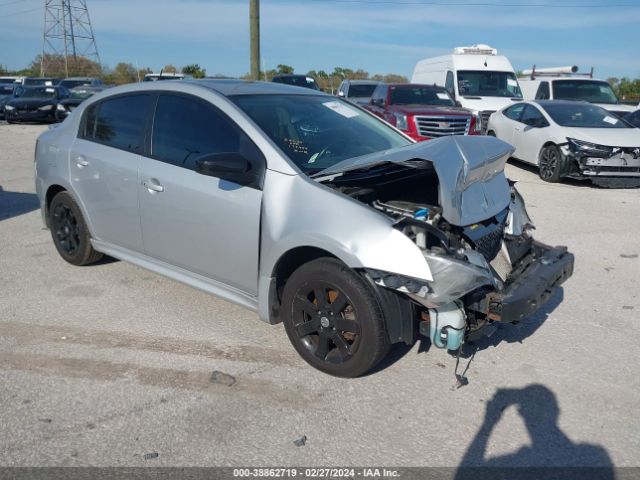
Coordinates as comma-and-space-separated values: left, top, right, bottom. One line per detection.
195, 152, 256, 185
455, 100, 462, 107
337, 91, 345, 97
372, 98, 383, 106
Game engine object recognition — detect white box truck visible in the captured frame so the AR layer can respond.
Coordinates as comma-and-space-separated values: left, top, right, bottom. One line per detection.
411, 45, 522, 132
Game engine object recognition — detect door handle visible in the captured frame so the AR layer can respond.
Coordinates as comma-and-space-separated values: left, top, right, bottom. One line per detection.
143, 179, 165, 193
75, 156, 89, 168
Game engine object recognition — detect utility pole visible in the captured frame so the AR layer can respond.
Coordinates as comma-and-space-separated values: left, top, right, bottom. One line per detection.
249, 0, 260, 80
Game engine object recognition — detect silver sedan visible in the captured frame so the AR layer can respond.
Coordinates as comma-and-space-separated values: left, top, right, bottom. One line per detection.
35, 80, 574, 377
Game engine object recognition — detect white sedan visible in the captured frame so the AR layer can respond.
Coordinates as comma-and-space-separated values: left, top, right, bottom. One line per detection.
487, 100, 640, 187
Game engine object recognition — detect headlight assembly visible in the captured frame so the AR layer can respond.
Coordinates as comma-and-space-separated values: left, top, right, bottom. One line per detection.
5, 105, 15, 111
567, 138, 613, 157
56, 104, 67, 112
38, 105, 54, 111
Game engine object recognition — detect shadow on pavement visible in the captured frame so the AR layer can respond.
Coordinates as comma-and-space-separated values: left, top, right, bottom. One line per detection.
0, 185, 40, 221
454, 384, 614, 480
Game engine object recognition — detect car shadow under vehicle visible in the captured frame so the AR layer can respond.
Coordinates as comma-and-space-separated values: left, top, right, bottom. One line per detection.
507, 158, 593, 189
0, 186, 40, 221
364, 288, 564, 376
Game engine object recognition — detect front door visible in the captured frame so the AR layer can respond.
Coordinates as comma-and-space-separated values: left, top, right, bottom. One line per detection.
138, 93, 264, 295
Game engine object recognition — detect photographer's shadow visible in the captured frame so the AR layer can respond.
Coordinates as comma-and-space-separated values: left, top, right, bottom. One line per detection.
454, 384, 614, 480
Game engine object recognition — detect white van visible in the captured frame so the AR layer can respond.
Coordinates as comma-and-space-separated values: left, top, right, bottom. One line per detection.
518, 66, 635, 118
411, 45, 522, 132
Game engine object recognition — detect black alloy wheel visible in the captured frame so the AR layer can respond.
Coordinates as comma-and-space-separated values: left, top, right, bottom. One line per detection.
292, 281, 361, 364
282, 258, 389, 377
49, 191, 103, 266
538, 144, 562, 183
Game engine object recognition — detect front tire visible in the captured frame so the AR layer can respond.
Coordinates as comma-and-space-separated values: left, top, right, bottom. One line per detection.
49, 191, 103, 266
281, 258, 390, 377
538, 144, 563, 183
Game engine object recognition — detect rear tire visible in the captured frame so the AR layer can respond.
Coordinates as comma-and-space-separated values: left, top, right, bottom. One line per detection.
49, 191, 103, 266
281, 258, 390, 377
538, 144, 563, 183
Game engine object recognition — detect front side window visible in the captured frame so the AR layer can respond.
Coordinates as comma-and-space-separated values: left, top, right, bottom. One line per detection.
370, 84, 386, 104
535, 82, 550, 100
445, 71, 454, 96
520, 105, 548, 127
19, 87, 57, 99
552, 80, 619, 105
83, 94, 151, 152
232, 94, 411, 174
457, 70, 522, 98
151, 93, 262, 172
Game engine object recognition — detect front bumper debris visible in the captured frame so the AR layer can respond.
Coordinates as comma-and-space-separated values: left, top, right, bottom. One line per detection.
487, 241, 574, 323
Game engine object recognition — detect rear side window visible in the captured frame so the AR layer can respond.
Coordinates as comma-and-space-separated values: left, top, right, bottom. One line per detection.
151, 93, 262, 171
82, 94, 151, 153
504, 103, 526, 121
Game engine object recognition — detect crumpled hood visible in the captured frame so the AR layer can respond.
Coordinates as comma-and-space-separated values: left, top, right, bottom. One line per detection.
317, 136, 515, 226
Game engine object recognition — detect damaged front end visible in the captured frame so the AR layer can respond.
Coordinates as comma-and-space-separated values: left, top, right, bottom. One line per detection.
319, 136, 574, 351
561, 138, 640, 188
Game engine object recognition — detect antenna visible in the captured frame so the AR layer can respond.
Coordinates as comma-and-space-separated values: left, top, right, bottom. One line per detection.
41, 0, 101, 77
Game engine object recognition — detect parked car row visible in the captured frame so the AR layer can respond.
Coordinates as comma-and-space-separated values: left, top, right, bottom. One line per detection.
0, 76, 104, 124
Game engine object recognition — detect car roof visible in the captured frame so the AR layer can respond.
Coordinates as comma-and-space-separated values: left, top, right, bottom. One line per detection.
388, 83, 445, 89
186, 79, 327, 96
63, 77, 98, 80
345, 80, 381, 85
533, 99, 592, 107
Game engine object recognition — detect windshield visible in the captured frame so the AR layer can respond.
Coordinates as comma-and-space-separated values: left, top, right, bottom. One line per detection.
24, 78, 56, 86
232, 95, 411, 174
389, 86, 455, 106
542, 102, 630, 128
19, 87, 58, 99
552, 80, 619, 105
348, 84, 378, 98
61, 79, 93, 89
69, 89, 97, 99
457, 70, 522, 98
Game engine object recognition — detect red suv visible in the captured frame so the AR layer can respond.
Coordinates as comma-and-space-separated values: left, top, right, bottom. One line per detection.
364, 83, 480, 141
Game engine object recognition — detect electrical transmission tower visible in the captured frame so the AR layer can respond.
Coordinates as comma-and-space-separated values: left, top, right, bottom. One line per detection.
41, 0, 101, 76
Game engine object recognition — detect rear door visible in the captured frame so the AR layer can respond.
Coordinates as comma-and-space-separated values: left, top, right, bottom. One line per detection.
138, 92, 265, 295
70, 94, 152, 252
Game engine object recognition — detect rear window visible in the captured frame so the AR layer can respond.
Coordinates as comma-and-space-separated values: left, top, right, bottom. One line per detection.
81, 94, 151, 152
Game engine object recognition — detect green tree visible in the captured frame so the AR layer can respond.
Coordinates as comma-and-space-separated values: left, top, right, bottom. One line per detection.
276, 64, 294, 74
162, 64, 177, 74
182, 64, 206, 78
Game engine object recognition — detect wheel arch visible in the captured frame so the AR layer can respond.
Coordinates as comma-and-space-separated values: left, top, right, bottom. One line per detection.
263, 245, 416, 346
44, 184, 68, 227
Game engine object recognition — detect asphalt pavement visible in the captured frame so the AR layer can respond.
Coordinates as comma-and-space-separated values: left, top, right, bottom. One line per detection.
0, 123, 639, 469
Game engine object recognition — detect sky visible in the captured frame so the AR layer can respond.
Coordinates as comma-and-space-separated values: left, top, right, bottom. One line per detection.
1, 0, 639, 80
